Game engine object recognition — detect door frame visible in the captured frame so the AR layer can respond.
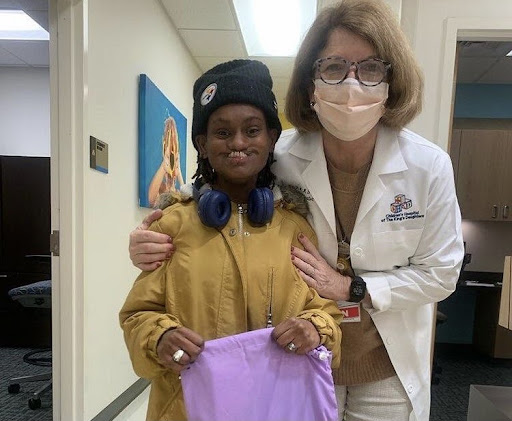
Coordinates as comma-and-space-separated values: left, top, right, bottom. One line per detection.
49, 0, 88, 419
438, 17, 512, 151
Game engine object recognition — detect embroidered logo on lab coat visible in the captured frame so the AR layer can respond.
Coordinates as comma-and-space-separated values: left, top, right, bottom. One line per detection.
381, 194, 424, 223
390, 194, 412, 213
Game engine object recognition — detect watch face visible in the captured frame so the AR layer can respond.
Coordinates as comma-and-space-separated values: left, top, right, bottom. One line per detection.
353, 284, 365, 296
350, 277, 366, 302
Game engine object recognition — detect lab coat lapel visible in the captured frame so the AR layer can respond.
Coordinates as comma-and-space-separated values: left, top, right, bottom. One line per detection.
355, 127, 408, 226
289, 132, 337, 238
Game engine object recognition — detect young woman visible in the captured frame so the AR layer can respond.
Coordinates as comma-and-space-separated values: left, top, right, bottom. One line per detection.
120, 59, 342, 421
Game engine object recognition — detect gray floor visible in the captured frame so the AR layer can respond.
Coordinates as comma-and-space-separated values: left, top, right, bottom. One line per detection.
430, 344, 512, 421
0, 347, 52, 421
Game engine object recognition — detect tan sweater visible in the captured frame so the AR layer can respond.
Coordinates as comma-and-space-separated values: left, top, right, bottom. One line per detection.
327, 159, 396, 386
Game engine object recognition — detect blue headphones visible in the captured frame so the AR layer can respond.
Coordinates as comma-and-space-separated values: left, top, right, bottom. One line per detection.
192, 179, 274, 228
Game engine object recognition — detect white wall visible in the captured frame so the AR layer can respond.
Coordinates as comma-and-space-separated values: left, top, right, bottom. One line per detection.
401, 0, 512, 147
113, 388, 151, 421
462, 221, 512, 273
0, 67, 50, 157
84, 0, 200, 419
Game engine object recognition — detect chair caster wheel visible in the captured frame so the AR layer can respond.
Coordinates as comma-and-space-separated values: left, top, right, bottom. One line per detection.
8, 384, 20, 394
29, 397, 41, 410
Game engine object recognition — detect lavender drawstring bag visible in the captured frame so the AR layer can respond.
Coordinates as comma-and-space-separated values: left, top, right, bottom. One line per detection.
181, 328, 337, 421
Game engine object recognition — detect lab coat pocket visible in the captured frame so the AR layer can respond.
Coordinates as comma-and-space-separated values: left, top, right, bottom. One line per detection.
372, 228, 424, 270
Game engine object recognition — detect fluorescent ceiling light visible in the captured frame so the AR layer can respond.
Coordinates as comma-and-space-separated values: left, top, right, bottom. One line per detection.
233, 0, 317, 57
506, 49, 512, 57
0, 10, 49, 41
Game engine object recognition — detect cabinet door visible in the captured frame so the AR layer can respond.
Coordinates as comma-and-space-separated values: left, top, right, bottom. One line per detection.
457, 130, 509, 221
498, 132, 512, 220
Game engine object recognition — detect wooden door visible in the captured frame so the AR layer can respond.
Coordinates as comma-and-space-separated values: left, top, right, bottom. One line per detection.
457, 130, 510, 221
498, 132, 512, 220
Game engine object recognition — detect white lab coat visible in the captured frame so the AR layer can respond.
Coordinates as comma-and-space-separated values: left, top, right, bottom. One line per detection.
273, 126, 464, 421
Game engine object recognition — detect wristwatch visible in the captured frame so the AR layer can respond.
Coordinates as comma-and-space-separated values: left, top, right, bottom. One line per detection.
349, 276, 367, 303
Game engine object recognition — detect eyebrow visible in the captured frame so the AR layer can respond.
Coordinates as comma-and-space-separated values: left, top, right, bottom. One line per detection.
210, 115, 265, 124
319, 54, 380, 61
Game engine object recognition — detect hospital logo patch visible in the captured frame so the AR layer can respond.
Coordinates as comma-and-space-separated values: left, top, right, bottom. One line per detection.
390, 194, 412, 213
201, 83, 217, 105
381, 193, 425, 223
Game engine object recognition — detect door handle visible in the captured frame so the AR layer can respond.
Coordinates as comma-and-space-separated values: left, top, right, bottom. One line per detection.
492, 205, 498, 219
503, 205, 510, 219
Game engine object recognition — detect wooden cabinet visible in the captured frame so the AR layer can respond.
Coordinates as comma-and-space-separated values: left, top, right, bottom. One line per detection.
452, 129, 512, 221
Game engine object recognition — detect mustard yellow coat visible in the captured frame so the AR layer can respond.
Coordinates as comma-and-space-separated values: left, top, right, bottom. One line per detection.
120, 198, 342, 421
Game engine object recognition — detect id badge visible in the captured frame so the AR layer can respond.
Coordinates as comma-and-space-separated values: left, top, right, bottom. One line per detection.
338, 302, 361, 323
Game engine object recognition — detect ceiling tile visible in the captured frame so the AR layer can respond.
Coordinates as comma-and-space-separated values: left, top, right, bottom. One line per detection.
161, 0, 237, 30
478, 58, 512, 84
456, 57, 495, 83
195, 56, 241, 72
459, 41, 512, 58
180, 29, 245, 57
0, 46, 27, 65
25, 10, 49, 31
0, 0, 23, 8
250, 57, 295, 78
0, 40, 49, 66
17, 0, 48, 10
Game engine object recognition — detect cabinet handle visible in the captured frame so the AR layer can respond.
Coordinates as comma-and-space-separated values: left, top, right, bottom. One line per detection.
492, 205, 498, 219
504, 205, 510, 219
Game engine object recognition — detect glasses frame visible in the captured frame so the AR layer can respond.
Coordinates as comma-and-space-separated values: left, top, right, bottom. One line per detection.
312, 56, 392, 87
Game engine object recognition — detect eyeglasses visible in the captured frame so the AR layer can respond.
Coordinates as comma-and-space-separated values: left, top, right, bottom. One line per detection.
313, 56, 391, 87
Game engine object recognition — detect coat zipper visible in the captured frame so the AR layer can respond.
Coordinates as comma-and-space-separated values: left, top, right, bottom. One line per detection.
266, 268, 274, 328
237, 203, 244, 236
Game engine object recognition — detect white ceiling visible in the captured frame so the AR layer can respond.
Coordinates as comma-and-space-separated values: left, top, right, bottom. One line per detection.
457, 41, 512, 84
1, 0, 511, 107
161, 0, 512, 109
0, 0, 49, 67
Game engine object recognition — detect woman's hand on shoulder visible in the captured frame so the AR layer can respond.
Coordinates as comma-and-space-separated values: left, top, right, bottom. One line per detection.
129, 209, 175, 271
156, 327, 204, 374
272, 318, 320, 355
291, 233, 350, 301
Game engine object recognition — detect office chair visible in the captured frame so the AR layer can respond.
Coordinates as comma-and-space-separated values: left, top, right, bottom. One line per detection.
7, 279, 52, 410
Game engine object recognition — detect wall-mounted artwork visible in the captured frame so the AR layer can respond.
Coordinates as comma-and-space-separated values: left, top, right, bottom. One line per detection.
138, 74, 187, 208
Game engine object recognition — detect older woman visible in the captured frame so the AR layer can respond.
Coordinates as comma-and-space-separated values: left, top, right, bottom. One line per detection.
128, 1, 464, 420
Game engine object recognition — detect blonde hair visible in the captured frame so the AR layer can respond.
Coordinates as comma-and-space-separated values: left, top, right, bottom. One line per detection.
286, 0, 423, 132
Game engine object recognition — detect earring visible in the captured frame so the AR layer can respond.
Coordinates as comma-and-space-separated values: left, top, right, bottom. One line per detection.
309, 101, 316, 107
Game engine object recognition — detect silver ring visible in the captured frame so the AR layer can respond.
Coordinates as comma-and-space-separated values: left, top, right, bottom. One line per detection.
287, 342, 297, 352
172, 349, 185, 363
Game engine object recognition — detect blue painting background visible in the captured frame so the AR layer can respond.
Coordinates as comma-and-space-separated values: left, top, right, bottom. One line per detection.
138, 74, 187, 208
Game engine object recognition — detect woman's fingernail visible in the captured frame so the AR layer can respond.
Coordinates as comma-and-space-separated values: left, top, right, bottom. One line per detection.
167, 237, 173, 243
166, 252, 172, 258
291, 255, 295, 261
298, 233, 304, 239
291, 246, 294, 252
156, 262, 162, 268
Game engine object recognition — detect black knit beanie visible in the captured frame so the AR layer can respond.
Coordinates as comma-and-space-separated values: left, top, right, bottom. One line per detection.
192, 59, 282, 148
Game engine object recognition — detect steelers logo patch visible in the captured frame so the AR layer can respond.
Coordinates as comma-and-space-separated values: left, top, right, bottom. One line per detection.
201, 83, 217, 106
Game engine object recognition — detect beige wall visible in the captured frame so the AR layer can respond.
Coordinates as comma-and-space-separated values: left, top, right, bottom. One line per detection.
0, 67, 50, 157
400, 0, 512, 147
85, 0, 200, 418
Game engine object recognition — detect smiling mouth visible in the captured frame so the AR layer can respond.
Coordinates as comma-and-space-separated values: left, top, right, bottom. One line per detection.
228, 151, 248, 158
